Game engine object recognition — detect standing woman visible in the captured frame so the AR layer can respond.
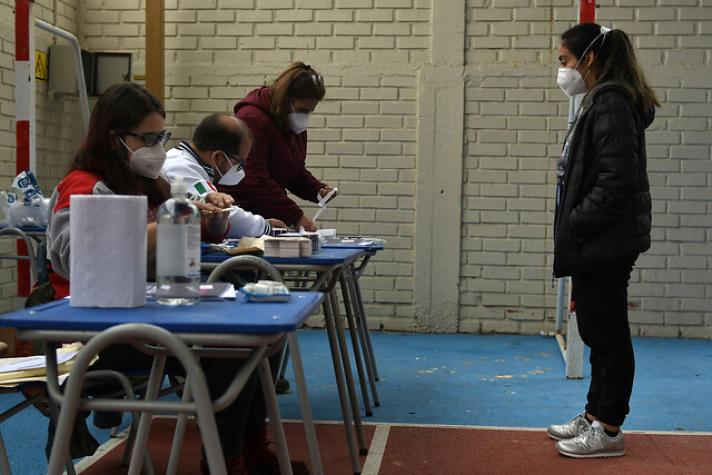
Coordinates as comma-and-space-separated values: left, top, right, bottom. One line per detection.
547, 24, 659, 458
221, 62, 335, 231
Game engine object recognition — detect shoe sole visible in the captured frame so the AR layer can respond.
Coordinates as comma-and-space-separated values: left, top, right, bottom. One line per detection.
546, 430, 581, 441
558, 449, 625, 458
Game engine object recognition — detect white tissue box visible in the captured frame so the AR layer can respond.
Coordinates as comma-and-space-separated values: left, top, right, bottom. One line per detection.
263, 236, 311, 258
69, 195, 147, 308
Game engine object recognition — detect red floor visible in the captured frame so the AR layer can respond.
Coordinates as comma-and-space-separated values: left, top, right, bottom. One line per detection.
81, 419, 712, 474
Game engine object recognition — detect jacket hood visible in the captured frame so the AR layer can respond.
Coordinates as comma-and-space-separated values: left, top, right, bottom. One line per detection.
586, 81, 656, 129
234, 87, 273, 116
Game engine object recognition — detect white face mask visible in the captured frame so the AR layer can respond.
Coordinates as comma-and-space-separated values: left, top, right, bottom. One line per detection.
215, 152, 245, 186
557, 28, 611, 98
287, 112, 309, 134
557, 67, 588, 97
120, 138, 166, 179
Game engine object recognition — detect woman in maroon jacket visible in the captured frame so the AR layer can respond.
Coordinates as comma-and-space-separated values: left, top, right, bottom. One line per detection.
221, 62, 335, 231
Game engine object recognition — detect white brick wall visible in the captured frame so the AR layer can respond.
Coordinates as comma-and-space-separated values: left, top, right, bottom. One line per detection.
0, 0, 82, 314
78, 0, 429, 329
463, 0, 712, 337
0, 0, 709, 339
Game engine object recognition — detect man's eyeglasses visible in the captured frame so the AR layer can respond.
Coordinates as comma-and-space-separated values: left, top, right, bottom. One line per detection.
222, 152, 246, 171
121, 130, 172, 147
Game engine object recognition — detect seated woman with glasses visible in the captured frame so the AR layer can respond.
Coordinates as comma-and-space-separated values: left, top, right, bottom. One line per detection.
46, 83, 229, 299
220, 62, 335, 232
162, 112, 287, 237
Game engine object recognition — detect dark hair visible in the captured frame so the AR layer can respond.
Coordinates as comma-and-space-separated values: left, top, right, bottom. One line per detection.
561, 23, 660, 116
268, 62, 326, 130
70, 82, 170, 206
192, 113, 252, 157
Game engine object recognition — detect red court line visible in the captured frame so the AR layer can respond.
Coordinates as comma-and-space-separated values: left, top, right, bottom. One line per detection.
81, 418, 373, 474
80, 420, 712, 475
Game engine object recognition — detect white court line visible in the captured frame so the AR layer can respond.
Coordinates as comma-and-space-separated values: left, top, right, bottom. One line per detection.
75, 428, 129, 473
283, 419, 712, 436
361, 424, 390, 475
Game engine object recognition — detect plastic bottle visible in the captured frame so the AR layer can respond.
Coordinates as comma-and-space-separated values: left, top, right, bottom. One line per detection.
156, 177, 201, 305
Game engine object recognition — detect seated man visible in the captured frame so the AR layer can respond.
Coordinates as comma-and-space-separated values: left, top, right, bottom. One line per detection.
163, 113, 286, 237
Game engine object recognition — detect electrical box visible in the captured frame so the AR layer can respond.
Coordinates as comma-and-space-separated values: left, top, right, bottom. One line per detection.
92, 52, 132, 96
47, 44, 76, 99
47, 45, 131, 98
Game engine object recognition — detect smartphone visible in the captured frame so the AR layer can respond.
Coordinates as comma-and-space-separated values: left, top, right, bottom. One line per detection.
319, 187, 338, 206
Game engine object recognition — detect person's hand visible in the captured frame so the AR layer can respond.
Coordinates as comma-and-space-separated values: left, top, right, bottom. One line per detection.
267, 218, 287, 229
195, 201, 229, 236
205, 192, 234, 209
195, 201, 224, 217
318, 185, 337, 203
295, 214, 317, 232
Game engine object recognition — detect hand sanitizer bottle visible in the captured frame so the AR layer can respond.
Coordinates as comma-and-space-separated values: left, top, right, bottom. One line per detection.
156, 177, 200, 305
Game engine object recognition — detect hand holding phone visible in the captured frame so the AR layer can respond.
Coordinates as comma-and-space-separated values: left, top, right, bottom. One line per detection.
318, 186, 338, 207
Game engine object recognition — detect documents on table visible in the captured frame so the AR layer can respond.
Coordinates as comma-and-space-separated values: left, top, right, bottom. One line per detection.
146, 282, 236, 300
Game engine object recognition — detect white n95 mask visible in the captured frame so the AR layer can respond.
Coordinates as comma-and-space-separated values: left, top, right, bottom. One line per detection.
287, 112, 309, 134
557, 67, 588, 97
216, 164, 245, 186
215, 153, 246, 186
120, 138, 167, 179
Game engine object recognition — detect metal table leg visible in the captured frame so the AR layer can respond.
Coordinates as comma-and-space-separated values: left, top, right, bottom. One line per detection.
328, 289, 367, 455
344, 269, 380, 407
287, 333, 323, 475
352, 268, 380, 381
258, 358, 292, 475
322, 297, 362, 474
339, 273, 373, 416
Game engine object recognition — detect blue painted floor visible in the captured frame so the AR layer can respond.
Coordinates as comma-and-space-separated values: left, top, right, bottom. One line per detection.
279, 331, 712, 432
0, 331, 710, 474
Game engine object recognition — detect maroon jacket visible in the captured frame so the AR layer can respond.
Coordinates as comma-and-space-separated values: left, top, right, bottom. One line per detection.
220, 87, 324, 226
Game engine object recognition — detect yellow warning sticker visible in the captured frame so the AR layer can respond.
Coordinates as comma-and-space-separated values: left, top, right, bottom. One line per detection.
35, 50, 48, 82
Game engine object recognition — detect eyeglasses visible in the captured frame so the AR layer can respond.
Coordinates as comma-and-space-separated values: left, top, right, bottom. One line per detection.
222, 152, 246, 171
122, 129, 172, 147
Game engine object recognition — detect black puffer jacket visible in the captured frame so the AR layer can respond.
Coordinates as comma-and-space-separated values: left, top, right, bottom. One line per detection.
553, 82, 654, 277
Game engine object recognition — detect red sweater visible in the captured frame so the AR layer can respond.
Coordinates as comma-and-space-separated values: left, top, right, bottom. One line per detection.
220, 87, 325, 226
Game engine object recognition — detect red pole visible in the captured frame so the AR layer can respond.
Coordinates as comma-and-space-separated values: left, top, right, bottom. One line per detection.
14, 0, 34, 300
579, 0, 596, 24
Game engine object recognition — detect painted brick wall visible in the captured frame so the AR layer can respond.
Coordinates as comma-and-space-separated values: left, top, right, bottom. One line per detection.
0, 0, 82, 314
1, 0, 709, 338
80, 0, 430, 330
463, 0, 712, 337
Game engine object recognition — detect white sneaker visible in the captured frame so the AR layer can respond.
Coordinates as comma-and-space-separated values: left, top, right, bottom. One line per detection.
546, 414, 591, 440
556, 420, 625, 458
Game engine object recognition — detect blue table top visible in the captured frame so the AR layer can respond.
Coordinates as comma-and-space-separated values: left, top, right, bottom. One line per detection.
0, 291, 324, 334
201, 246, 366, 266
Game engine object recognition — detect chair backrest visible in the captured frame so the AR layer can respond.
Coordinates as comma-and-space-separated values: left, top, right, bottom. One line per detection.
0, 227, 39, 285
207, 255, 283, 285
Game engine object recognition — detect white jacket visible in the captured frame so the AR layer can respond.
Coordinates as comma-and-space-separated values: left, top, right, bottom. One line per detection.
163, 141, 271, 238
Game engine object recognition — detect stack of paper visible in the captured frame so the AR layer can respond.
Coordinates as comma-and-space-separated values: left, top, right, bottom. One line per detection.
0, 343, 94, 386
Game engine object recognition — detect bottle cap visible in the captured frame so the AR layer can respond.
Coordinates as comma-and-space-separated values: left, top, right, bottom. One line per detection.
171, 177, 187, 196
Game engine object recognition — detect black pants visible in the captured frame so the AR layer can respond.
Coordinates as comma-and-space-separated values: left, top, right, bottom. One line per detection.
94, 344, 279, 457
572, 259, 636, 427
